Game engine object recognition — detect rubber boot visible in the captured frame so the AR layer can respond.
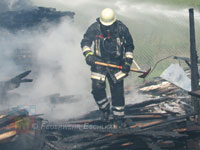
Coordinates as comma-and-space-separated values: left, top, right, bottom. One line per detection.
101, 110, 110, 122
100, 104, 110, 122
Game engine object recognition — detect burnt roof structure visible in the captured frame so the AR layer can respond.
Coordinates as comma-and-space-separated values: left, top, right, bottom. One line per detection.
0, 7, 75, 31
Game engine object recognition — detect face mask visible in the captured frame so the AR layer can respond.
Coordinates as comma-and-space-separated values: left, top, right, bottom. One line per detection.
100, 23, 116, 36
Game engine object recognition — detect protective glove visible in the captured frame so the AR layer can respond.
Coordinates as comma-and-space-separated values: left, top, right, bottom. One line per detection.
85, 52, 96, 66
122, 58, 132, 74
122, 63, 130, 74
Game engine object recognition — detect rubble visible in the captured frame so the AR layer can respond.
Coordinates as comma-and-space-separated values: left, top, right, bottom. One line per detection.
0, 71, 43, 149
1, 70, 200, 150
38, 76, 198, 150
0, 107, 43, 150
1, 68, 199, 150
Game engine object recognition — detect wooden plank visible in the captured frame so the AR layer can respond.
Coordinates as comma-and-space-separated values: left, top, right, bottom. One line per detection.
0, 130, 16, 142
130, 120, 164, 129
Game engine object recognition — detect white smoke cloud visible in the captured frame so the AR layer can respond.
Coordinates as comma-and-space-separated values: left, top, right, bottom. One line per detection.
0, 17, 98, 121
33, 0, 106, 7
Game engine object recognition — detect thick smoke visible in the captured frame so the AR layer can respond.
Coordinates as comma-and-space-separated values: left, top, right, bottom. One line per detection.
0, 0, 35, 13
1, 0, 199, 121
0, 17, 97, 120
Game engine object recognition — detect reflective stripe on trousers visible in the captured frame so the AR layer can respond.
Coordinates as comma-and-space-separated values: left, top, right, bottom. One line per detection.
96, 98, 109, 110
112, 106, 125, 117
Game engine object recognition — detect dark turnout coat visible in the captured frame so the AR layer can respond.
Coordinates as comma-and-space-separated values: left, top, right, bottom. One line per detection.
81, 18, 134, 83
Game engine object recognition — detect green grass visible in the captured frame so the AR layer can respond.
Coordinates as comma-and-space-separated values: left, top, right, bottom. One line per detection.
154, 0, 200, 7
136, 0, 200, 6
127, 0, 200, 11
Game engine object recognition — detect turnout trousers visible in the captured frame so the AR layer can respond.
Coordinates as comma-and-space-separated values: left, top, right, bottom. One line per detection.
91, 74, 125, 118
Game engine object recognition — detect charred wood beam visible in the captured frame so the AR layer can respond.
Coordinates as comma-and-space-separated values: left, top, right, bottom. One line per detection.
63, 134, 127, 150
43, 113, 195, 137
65, 114, 167, 125
93, 113, 195, 135
136, 130, 187, 139
125, 107, 148, 114
3, 70, 32, 91
76, 135, 150, 150
135, 113, 195, 134
125, 97, 175, 110
0, 71, 32, 101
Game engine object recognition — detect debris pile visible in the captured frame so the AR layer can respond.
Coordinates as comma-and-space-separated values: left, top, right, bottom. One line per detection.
41, 77, 199, 150
0, 108, 43, 150
2, 70, 200, 150
138, 77, 192, 115
0, 71, 44, 150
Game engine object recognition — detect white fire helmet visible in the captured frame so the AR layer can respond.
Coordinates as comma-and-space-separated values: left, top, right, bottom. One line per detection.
100, 8, 116, 26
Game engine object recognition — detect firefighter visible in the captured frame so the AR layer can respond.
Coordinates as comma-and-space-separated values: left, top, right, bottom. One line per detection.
80, 8, 134, 127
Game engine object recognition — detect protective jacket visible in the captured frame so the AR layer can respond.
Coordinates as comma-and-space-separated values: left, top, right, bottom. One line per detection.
81, 18, 134, 83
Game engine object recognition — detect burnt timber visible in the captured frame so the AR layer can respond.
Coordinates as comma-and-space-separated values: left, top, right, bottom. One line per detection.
1, 71, 200, 150
0, 7, 75, 31
41, 77, 200, 150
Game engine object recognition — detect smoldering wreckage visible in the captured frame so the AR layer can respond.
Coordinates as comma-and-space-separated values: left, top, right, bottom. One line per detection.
0, 6, 200, 150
